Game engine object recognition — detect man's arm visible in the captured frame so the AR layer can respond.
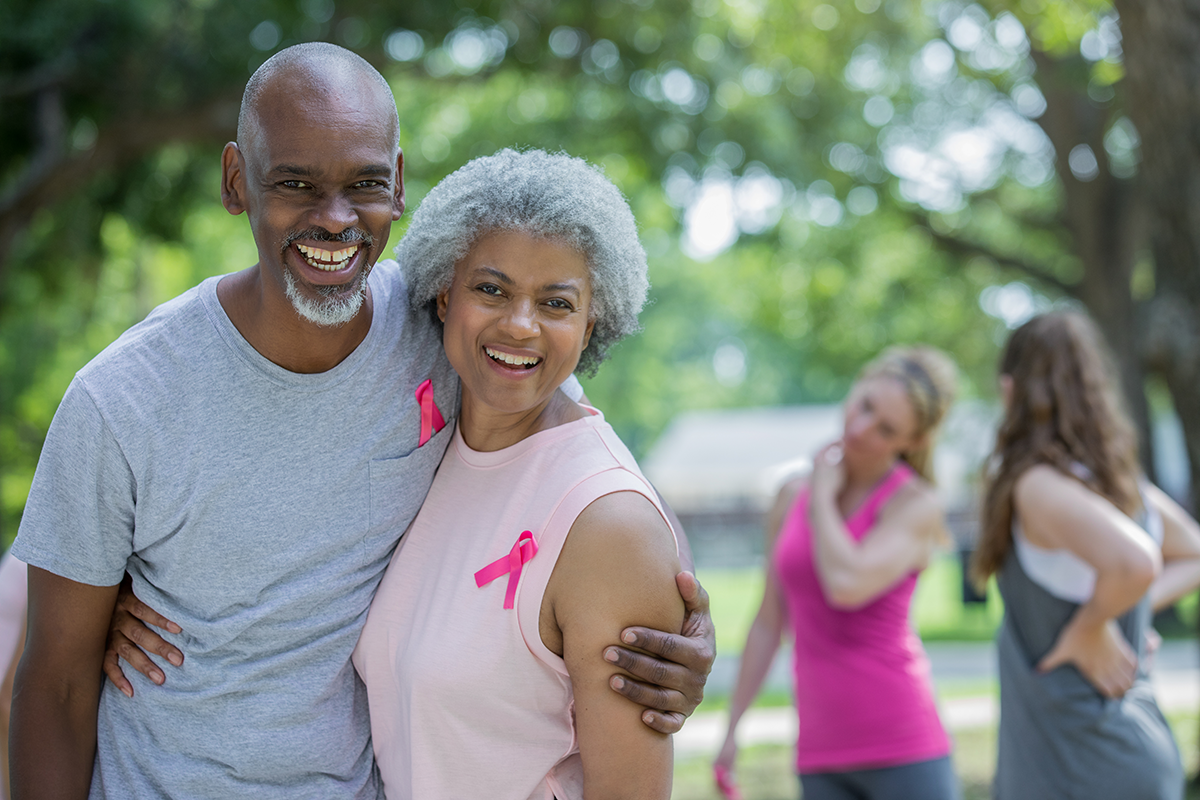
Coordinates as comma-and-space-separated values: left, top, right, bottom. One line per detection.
2, 616, 25, 798
11, 567, 118, 800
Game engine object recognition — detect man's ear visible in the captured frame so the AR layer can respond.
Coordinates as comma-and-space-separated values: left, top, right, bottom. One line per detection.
221, 142, 247, 216
392, 149, 406, 221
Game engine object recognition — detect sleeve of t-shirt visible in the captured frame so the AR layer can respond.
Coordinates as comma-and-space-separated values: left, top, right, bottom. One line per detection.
10, 377, 136, 587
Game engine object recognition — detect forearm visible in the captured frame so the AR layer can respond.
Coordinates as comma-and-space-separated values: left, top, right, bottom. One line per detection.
1149, 558, 1200, 612
1069, 565, 1156, 633
724, 613, 783, 733
10, 674, 101, 799
1, 618, 25, 797
808, 490, 861, 595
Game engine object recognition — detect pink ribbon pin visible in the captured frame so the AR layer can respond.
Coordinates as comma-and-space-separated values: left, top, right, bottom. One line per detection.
474, 531, 538, 610
414, 378, 446, 447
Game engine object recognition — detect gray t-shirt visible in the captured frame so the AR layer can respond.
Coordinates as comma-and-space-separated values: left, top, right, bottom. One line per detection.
13, 259, 459, 798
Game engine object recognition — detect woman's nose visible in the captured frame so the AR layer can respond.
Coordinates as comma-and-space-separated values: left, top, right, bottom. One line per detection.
499, 299, 539, 338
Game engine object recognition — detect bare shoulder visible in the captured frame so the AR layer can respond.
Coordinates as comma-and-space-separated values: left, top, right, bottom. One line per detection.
776, 474, 808, 504
879, 477, 947, 545
1012, 463, 1096, 518
892, 476, 943, 515
561, 491, 681, 589
550, 491, 684, 646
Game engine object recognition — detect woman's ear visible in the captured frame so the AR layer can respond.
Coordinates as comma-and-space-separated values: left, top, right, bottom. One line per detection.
436, 289, 449, 322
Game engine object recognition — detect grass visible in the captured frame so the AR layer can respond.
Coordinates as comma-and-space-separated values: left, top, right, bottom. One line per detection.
699, 555, 1005, 656
671, 711, 1200, 799
700, 556, 1199, 653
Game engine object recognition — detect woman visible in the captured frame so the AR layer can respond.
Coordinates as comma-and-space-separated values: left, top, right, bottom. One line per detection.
715, 347, 961, 800
972, 310, 1200, 799
351, 149, 683, 800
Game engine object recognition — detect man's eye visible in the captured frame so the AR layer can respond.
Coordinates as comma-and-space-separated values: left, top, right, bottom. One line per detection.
281, 180, 309, 189
353, 180, 385, 189
477, 284, 502, 296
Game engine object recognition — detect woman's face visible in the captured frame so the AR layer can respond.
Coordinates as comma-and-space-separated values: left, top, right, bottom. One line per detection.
437, 229, 595, 419
841, 375, 921, 468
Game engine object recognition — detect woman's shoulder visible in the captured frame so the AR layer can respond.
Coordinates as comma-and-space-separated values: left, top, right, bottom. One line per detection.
569, 490, 676, 557
883, 472, 944, 523
775, 474, 808, 505
1012, 463, 1093, 514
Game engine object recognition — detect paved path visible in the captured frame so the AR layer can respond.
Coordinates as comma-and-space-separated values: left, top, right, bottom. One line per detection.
677, 639, 1200, 758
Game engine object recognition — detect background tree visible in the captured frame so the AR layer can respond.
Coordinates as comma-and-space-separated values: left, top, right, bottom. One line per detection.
2, 0, 1195, 551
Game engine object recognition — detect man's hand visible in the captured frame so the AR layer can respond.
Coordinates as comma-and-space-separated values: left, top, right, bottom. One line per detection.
103, 574, 184, 697
604, 571, 714, 734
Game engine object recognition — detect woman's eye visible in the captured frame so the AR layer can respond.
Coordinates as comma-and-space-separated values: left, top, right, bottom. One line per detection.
546, 298, 572, 310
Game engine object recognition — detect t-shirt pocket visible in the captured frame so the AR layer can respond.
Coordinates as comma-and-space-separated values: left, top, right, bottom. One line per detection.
365, 425, 453, 558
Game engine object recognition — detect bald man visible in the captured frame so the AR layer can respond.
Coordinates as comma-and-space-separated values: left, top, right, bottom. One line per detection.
9, 44, 712, 799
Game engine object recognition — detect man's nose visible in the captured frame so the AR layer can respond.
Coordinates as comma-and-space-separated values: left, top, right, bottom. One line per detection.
311, 191, 358, 233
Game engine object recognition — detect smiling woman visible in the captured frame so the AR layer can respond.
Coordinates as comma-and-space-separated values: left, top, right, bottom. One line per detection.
352, 149, 683, 800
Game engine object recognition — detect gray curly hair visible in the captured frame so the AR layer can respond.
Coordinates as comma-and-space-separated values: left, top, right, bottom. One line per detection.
395, 148, 649, 376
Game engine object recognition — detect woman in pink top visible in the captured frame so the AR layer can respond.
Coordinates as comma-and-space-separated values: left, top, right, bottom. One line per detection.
352, 149, 684, 800
715, 347, 961, 800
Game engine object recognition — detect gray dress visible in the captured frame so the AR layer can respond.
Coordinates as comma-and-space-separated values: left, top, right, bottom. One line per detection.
994, 544, 1183, 799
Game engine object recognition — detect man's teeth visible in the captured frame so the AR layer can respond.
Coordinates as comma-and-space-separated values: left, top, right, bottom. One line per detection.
297, 243, 359, 271
486, 348, 541, 367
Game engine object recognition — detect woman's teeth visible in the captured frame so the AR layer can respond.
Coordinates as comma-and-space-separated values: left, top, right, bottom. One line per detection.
297, 243, 358, 271
486, 347, 540, 368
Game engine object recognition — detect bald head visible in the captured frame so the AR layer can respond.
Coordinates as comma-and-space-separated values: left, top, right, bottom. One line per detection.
237, 43, 400, 156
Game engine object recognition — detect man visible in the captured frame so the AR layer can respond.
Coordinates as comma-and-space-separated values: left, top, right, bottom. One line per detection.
10, 43, 712, 799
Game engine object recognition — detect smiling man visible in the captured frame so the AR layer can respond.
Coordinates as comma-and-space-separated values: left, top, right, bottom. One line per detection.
8, 44, 712, 800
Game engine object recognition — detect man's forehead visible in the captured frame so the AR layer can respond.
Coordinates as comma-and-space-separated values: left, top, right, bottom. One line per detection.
244, 96, 398, 174
244, 62, 398, 155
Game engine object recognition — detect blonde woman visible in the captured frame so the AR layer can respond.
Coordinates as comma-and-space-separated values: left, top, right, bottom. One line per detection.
716, 347, 961, 800
973, 310, 1200, 799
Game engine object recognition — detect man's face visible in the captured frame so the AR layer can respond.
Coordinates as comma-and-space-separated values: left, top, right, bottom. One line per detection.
223, 79, 404, 327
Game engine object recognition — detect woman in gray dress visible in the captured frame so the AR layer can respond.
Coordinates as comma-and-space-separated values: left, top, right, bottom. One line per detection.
972, 310, 1200, 800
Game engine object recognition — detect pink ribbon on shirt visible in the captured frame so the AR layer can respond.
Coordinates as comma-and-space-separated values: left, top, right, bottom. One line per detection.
474, 530, 538, 610
414, 379, 445, 447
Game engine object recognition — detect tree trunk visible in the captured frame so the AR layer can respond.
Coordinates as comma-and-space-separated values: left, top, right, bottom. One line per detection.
1029, 50, 1156, 475
1115, 0, 1200, 511
1112, 0, 1200, 777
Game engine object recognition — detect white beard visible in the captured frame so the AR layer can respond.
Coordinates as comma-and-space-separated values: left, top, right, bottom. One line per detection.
283, 266, 367, 327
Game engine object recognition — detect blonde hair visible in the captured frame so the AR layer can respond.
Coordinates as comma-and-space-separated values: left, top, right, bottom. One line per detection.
972, 311, 1141, 585
858, 345, 958, 483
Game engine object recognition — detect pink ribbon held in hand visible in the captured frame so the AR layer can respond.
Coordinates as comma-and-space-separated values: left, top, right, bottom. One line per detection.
414, 378, 446, 447
474, 530, 538, 610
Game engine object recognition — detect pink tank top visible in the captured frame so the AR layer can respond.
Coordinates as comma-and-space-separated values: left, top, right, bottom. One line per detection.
352, 409, 673, 800
773, 462, 950, 772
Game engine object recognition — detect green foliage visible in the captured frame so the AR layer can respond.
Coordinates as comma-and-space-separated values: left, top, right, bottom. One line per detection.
0, 0, 1145, 545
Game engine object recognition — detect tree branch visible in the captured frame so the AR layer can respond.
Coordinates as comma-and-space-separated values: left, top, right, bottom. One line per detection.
915, 218, 1077, 296
0, 95, 239, 276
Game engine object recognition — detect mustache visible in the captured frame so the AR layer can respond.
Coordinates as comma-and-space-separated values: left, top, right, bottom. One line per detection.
282, 227, 374, 249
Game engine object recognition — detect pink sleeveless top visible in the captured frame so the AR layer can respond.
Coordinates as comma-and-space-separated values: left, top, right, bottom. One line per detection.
773, 462, 950, 773
352, 408, 674, 800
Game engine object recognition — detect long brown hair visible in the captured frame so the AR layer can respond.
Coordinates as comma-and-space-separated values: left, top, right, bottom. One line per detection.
971, 311, 1141, 585
858, 345, 958, 483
